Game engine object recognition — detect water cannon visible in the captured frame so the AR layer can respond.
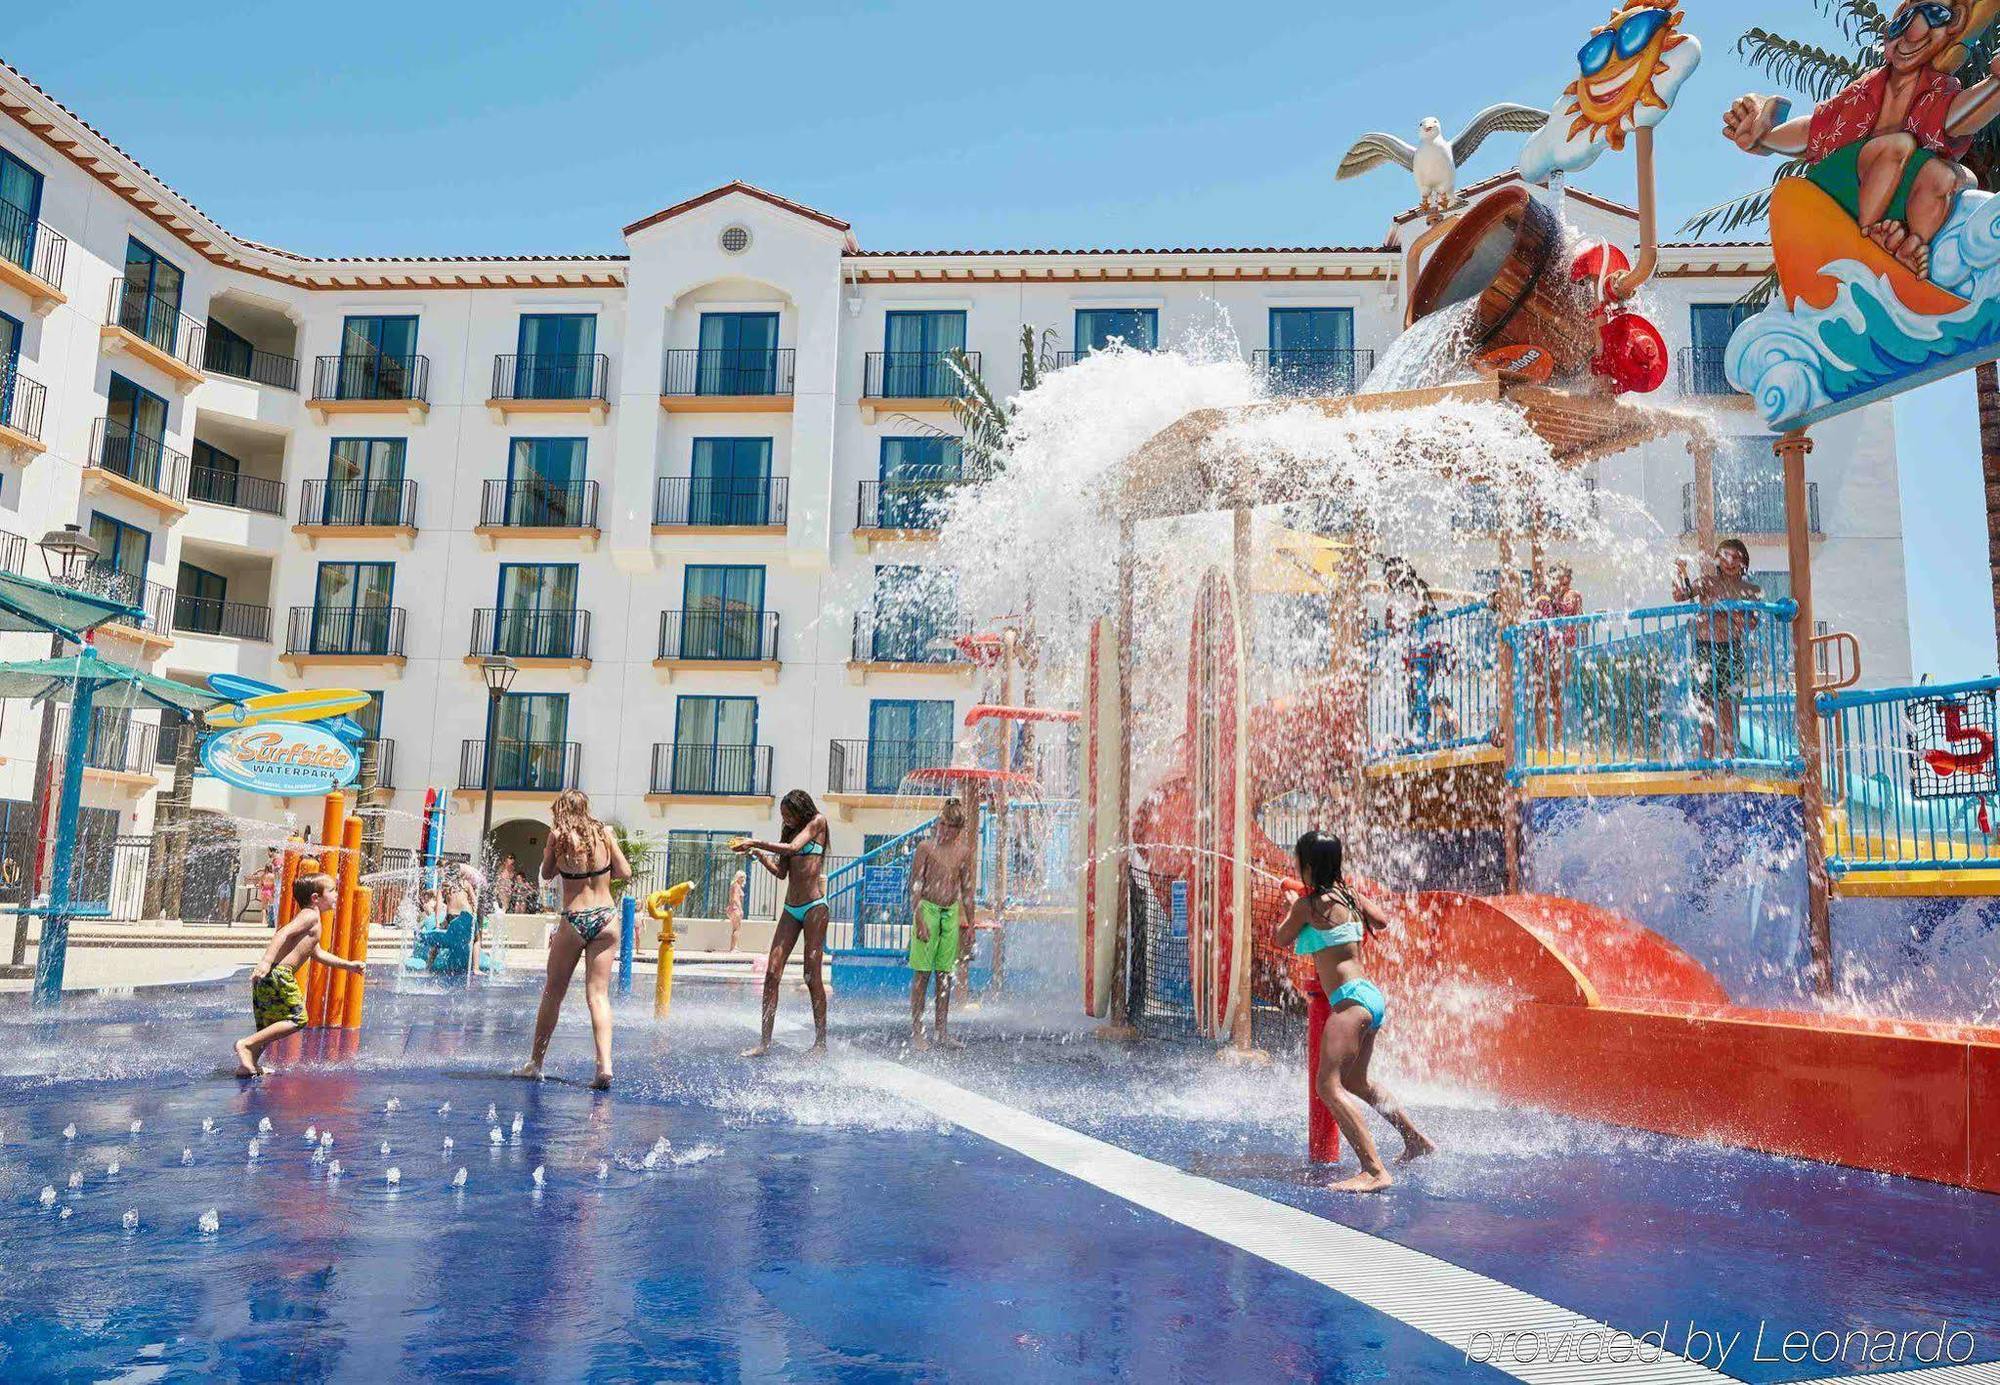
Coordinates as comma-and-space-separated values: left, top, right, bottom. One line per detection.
1572, 241, 1668, 396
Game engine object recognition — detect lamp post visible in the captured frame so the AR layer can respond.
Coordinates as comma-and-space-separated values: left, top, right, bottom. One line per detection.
478, 655, 518, 921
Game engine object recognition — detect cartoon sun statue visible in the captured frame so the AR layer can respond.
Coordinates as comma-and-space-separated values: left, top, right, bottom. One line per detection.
1520, 0, 1702, 182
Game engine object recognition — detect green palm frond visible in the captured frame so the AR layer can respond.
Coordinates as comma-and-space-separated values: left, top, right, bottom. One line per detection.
1677, 160, 1813, 239
1737, 30, 1869, 100
947, 349, 1012, 478
1808, 0, 1887, 47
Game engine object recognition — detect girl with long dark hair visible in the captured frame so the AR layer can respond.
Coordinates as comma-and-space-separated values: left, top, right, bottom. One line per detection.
733, 789, 832, 1057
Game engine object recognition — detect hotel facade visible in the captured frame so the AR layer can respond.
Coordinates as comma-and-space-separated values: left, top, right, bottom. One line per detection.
0, 59, 1913, 911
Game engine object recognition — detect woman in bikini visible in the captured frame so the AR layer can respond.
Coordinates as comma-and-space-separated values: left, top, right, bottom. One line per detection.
733, 789, 831, 1058
514, 789, 631, 1089
1276, 830, 1436, 1193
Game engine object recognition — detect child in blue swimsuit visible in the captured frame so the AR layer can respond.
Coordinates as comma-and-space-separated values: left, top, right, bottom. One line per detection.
734, 789, 832, 1058
1277, 831, 1436, 1192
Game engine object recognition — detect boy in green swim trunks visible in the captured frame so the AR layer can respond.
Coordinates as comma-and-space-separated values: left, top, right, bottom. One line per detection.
234, 873, 362, 1078
907, 799, 975, 1051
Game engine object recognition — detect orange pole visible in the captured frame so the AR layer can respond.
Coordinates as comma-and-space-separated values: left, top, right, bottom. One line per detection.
302, 831, 339, 1026
343, 884, 373, 1029
324, 816, 363, 1026
319, 792, 345, 854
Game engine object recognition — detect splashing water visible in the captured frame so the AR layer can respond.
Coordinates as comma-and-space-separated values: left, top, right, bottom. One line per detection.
328, 1160, 343, 1180
485, 1104, 497, 1122
385, 1168, 401, 1187
257, 1118, 271, 1136
595, 1161, 608, 1181
66, 1171, 82, 1191
510, 1114, 523, 1137
105, 1161, 119, 1178
59, 1206, 71, 1222
319, 1132, 333, 1149
180, 1149, 193, 1166
201, 1118, 214, 1134
442, 1136, 455, 1154
384, 1098, 400, 1113
37, 1186, 55, 1208
379, 1141, 392, 1157
197, 1209, 219, 1235
128, 1119, 143, 1137
304, 1125, 317, 1143
61, 1124, 75, 1141
531, 1165, 545, 1187
451, 1167, 467, 1189
121, 1209, 138, 1232
437, 1103, 450, 1118
246, 1140, 260, 1161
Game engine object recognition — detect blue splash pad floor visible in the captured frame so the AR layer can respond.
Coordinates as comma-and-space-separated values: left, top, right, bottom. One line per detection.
1, 978, 1996, 1383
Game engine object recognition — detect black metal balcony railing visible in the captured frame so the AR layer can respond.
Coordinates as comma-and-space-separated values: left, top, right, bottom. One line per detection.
491, 353, 609, 403
863, 351, 979, 400
1681, 480, 1822, 537
1, 368, 47, 442
286, 605, 408, 658
202, 333, 299, 390
1054, 345, 1159, 368
1678, 347, 1738, 398
89, 418, 191, 503
0, 197, 67, 289
857, 478, 960, 532
471, 607, 592, 661
51, 707, 159, 778
478, 479, 600, 529
661, 347, 795, 398
1252, 348, 1376, 397
658, 609, 780, 663
851, 609, 966, 665
653, 476, 790, 528
108, 281, 205, 371
0, 529, 26, 577
65, 563, 174, 634
1452, 478, 1600, 536
458, 739, 580, 794
312, 352, 430, 404
172, 595, 272, 642
828, 738, 956, 797
298, 479, 419, 529
650, 743, 774, 797
358, 738, 396, 791
189, 465, 286, 516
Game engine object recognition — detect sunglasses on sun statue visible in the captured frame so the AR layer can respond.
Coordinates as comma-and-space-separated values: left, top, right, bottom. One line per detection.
1886, 2, 1958, 40
1578, 7, 1673, 76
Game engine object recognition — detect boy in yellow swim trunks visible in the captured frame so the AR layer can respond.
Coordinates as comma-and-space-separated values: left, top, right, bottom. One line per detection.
234, 873, 363, 1078
907, 799, 975, 1051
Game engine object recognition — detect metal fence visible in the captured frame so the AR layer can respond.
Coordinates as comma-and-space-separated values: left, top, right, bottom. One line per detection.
1677, 346, 1734, 397
1, 367, 47, 443
1682, 480, 1821, 537
456, 739, 580, 793
856, 478, 959, 531
312, 352, 430, 403
471, 607, 592, 661
649, 743, 773, 797
850, 609, 967, 665
1366, 601, 1501, 762
658, 609, 779, 663
490, 353, 608, 402
863, 351, 979, 399
827, 738, 956, 797
1820, 676, 2000, 875
172, 595, 272, 642
0, 197, 66, 288
286, 605, 407, 658
203, 334, 298, 390
108, 281, 205, 370
478, 479, 599, 529
189, 465, 286, 516
89, 418, 191, 502
661, 348, 796, 398
654, 476, 789, 528
298, 478, 418, 529
1128, 868, 1200, 1043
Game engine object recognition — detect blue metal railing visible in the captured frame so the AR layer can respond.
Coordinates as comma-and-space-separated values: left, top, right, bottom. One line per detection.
825, 817, 940, 953
1366, 601, 1501, 761
1505, 599, 1802, 780
1819, 676, 2000, 875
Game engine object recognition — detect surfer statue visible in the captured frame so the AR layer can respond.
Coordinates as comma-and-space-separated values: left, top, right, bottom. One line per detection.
1725, 0, 2000, 277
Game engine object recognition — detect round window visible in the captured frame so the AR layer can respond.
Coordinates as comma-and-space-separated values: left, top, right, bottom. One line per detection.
720, 226, 751, 254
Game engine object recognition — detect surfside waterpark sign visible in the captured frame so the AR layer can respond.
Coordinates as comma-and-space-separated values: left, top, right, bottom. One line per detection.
197, 673, 369, 798
1724, 0, 2000, 431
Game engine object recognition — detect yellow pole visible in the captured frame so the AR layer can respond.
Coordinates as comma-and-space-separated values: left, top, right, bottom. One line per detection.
649, 882, 694, 1020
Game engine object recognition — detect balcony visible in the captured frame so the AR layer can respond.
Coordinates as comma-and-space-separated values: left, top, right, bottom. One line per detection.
1677, 347, 1749, 403
1682, 480, 1822, 539
0, 367, 48, 460
456, 739, 580, 797
50, 707, 160, 792
652, 476, 789, 533
101, 282, 206, 392
860, 351, 979, 419
189, 464, 285, 517
660, 348, 796, 413
855, 478, 960, 548
848, 609, 971, 682
294, 479, 419, 547
172, 594, 272, 642
826, 737, 955, 813
282, 606, 409, 672
0, 200, 67, 313
66, 564, 175, 653
0, 529, 25, 577
468, 608, 593, 674
86, 419, 191, 518
357, 738, 396, 795
308, 353, 431, 424
1253, 348, 1376, 397
202, 334, 298, 391
654, 609, 780, 683
488, 353, 610, 423
1451, 478, 1600, 538
474, 479, 601, 549
647, 743, 775, 806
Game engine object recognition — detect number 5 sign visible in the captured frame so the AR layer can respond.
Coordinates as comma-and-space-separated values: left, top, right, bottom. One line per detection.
1907, 691, 1999, 800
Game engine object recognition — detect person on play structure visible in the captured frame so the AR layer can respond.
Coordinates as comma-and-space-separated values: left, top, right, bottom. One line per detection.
1725, 0, 2000, 277
906, 798, 976, 1051
234, 872, 362, 1078
1275, 832, 1435, 1193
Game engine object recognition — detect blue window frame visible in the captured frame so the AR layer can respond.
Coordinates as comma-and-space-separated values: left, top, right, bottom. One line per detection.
696, 312, 779, 395
88, 512, 150, 578
337, 315, 420, 399
866, 699, 955, 794
1687, 304, 1754, 394
311, 561, 396, 654
1075, 308, 1157, 356
514, 314, 597, 399
681, 565, 766, 660
504, 437, 588, 526
1267, 307, 1358, 393
206, 318, 255, 379
495, 563, 580, 658
120, 238, 184, 354
175, 561, 228, 635
189, 438, 242, 508
0, 307, 20, 428
881, 311, 968, 397
878, 437, 963, 529
872, 565, 954, 662
690, 438, 773, 526
104, 373, 170, 490
325, 437, 408, 525
0, 146, 44, 276
671, 695, 760, 794
493, 693, 570, 791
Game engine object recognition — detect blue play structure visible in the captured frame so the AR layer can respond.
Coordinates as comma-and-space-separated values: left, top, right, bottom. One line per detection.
404, 911, 477, 976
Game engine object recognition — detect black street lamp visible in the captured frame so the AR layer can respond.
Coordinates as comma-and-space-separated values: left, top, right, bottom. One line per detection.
478, 655, 518, 919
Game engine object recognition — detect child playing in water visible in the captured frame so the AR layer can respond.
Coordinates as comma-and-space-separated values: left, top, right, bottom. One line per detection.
1275, 832, 1436, 1192
234, 873, 362, 1078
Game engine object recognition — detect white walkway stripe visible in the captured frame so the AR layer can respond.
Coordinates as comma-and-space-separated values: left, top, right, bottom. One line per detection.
860, 1061, 1735, 1384
1810, 1367, 2000, 1384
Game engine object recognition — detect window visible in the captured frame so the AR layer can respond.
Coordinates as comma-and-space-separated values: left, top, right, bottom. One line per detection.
493, 693, 570, 791
1713, 436, 1784, 533
336, 315, 420, 399
872, 565, 955, 662
0, 308, 20, 430
120, 239, 184, 353
325, 437, 407, 525
877, 437, 963, 529
206, 319, 256, 379
667, 830, 749, 919
671, 696, 760, 794
504, 438, 588, 526
0, 146, 44, 274
88, 512, 150, 586
495, 563, 580, 658
867, 700, 955, 793
353, 692, 385, 742
682, 565, 766, 660
1075, 308, 1157, 356
690, 438, 773, 526
190, 438, 242, 508
1267, 307, 1358, 393
696, 312, 779, 395
1687, 304, 1754, 395
103, 374, 169, 489
514, 314, 597, 399
175, 561, 228, 635
311, 561, 395, 654
881, 311, 968, 396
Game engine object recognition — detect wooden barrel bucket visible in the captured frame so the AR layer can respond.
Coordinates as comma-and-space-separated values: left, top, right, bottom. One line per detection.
1410, 185, 1598, 379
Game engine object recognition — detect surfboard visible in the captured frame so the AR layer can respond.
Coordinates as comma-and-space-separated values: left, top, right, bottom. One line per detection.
1079, 616, 1124, 1018
1771, 177, 1970, 318
205, 688, 372, 732
1186, 569, 1244, 1041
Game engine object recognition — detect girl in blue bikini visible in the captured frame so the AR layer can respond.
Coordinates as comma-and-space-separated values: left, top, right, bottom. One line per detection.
1277, 831, 1435, 1192
734, 790, 831, 1058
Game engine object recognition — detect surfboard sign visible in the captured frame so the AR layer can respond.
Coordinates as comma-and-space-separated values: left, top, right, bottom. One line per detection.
201, 723, 359, 798
204, 673, 368, 742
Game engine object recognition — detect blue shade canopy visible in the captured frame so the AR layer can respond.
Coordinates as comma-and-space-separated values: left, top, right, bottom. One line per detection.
0, 647, 225, 715
0, 569, 143, 641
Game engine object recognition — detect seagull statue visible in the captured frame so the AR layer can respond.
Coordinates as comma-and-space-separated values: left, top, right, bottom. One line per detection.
1338, 105, 1551, 216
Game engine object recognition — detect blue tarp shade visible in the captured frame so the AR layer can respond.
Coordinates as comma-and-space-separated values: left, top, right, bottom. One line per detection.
0, 648, 224, 714
0, 568, 143, 641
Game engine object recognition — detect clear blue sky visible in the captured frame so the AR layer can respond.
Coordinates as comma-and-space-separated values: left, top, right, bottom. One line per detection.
6, 0, 1990, 681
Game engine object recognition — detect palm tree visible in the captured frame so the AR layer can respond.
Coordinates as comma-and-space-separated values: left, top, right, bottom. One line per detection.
1683, 0, 2000, 660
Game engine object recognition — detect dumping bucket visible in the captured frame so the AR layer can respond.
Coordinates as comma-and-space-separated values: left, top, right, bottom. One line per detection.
1410, 185, 1598, 380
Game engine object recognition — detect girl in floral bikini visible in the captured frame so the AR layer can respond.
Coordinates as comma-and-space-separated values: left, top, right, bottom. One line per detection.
514, 789, 630, 1090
